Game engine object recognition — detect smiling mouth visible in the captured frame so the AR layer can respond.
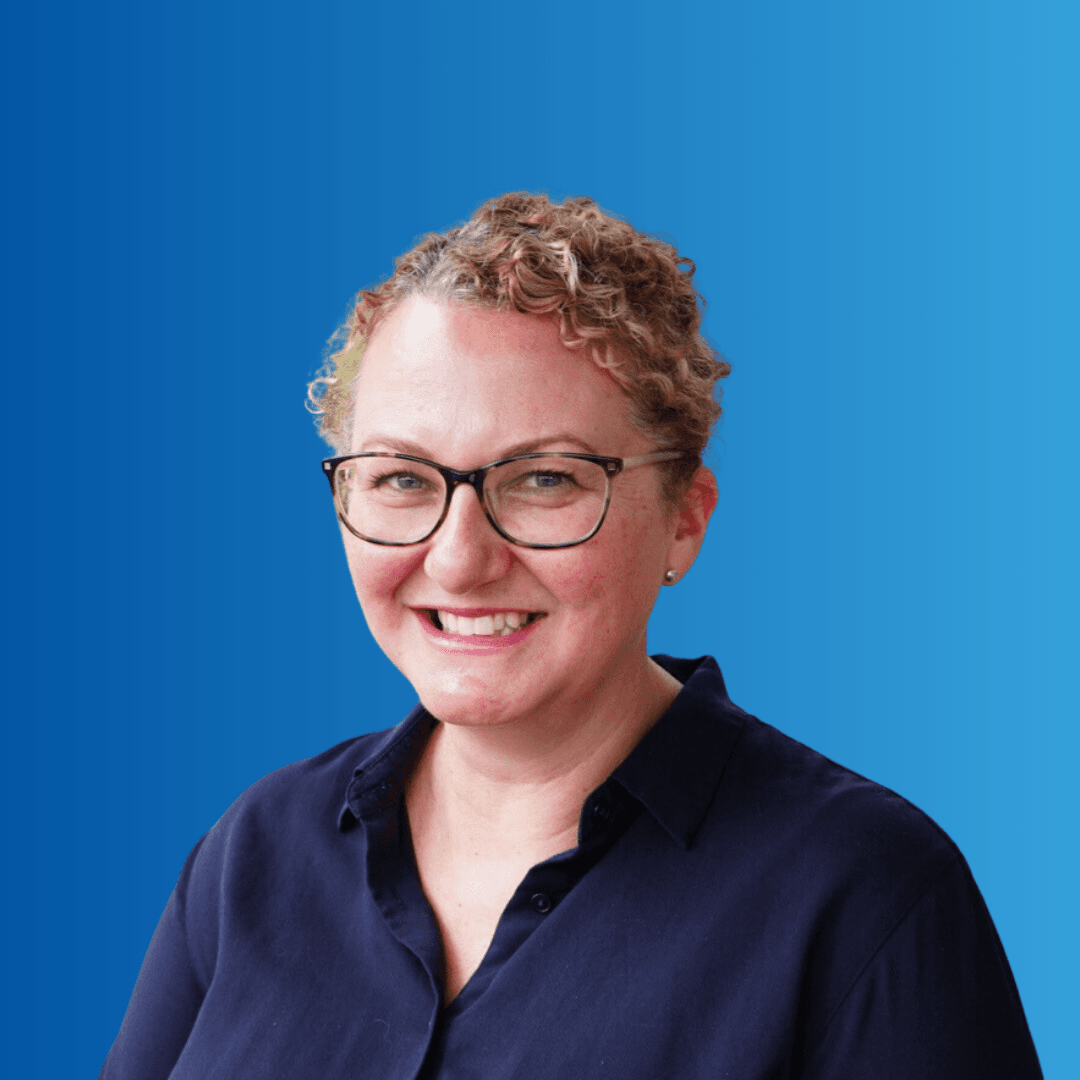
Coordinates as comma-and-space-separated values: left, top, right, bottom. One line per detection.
428, 610, 545, 637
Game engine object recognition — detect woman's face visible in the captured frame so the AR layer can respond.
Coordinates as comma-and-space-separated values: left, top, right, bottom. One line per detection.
342, 296, 711, 730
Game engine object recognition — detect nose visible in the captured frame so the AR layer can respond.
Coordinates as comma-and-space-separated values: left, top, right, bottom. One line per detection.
422, 482, 513, 593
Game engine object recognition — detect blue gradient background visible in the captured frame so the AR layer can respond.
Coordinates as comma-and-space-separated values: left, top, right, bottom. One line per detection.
7, 1, 1077, 1076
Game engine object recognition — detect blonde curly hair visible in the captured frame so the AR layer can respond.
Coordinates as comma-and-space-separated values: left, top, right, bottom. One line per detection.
307, 193, 730, 502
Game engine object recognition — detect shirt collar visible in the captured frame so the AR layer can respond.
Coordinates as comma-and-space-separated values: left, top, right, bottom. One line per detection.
338, 708, 437, 829
339, 654, 747, 848
610, 655, 747, 849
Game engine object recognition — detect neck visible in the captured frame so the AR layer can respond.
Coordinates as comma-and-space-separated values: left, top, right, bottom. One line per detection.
408, 656, 682, 851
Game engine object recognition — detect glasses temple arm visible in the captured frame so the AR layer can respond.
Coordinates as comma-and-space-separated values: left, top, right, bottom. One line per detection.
620, 450, 684, 470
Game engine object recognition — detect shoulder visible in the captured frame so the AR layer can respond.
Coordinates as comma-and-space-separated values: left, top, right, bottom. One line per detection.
167, 717, 421, 979
698, 716, 1027, 1060
717, 713, 959, 880
647, 655, 958, 895
726, 721, 1042, 1075
707, 715, 972, 1021
182, 713, 422, 892
210, 730, 380, 837
692, 712, 965, 981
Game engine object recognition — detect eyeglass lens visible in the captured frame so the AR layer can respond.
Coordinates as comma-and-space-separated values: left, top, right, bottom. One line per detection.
334, 455, 611, 545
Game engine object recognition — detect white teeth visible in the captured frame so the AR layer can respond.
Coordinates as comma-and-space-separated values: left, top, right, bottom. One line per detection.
435, 611, 537, 637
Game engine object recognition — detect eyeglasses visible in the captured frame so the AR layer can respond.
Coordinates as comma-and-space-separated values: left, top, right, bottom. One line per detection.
321, 450, 683, 549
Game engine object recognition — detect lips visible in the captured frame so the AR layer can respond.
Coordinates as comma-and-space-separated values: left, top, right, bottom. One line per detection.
433, 610, 543, 637
414, 608, 546, 648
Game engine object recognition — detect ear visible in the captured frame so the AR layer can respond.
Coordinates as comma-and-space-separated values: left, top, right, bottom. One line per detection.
667, 466, 718, 576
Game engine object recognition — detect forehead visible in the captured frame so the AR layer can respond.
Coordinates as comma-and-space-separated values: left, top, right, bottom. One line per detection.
349, 297, 640, 457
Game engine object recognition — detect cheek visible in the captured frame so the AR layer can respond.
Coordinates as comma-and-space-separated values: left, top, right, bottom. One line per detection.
539, 524, 663, 616
343, 540, 421, 613
547, 552, 607, 603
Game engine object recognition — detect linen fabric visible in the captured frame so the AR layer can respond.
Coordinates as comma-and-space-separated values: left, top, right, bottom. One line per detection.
100, 655, 1042, 1079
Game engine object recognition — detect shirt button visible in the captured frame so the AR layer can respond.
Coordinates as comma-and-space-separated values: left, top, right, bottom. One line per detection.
531, 892, 553, 914
592, 801, 614, 823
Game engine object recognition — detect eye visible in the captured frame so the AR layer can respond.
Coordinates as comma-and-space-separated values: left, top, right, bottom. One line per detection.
522, 469, 576, 489
368, 469, 436, 494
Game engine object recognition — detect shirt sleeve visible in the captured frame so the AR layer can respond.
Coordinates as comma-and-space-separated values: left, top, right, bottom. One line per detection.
801, 853, 1042, 1080
99, 836, 213, 1080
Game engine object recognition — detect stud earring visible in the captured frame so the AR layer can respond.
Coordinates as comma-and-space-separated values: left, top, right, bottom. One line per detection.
664, 570, 677, 584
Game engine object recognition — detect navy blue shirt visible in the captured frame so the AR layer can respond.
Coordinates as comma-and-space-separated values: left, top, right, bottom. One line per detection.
101, 656, 1042, 1078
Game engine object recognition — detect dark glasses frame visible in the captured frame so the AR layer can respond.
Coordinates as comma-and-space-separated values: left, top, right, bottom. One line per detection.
321, 449, 683, 549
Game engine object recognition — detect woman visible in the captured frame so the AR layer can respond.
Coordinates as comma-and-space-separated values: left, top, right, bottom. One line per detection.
102, 193, 1042, 1078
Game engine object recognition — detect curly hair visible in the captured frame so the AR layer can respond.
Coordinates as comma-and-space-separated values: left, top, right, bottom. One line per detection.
307, 192, 730, 503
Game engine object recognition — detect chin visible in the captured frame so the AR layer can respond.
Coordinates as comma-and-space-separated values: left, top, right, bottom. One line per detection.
411, 672, 539, 728
421, 688, 517, 727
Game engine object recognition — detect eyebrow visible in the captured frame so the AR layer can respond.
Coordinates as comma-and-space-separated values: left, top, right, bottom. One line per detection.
357, 433, 601, 460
